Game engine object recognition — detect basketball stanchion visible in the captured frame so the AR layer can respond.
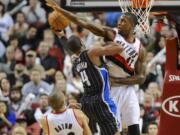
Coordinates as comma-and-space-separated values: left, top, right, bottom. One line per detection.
158, 38, 180, 135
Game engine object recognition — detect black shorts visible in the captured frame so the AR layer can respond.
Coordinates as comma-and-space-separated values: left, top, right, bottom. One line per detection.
81, 95, 120, 135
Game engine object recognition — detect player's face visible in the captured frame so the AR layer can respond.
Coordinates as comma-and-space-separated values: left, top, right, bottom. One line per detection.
117, 16, 133, 37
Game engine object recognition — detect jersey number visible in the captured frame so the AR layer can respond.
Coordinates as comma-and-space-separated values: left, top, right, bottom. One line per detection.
80, 70, 91, 86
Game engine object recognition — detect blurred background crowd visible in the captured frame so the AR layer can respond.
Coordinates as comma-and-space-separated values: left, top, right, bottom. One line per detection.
0, 0, 178, 135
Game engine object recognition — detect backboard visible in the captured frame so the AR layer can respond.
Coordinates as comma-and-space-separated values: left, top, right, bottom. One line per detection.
61, 0, 180, 12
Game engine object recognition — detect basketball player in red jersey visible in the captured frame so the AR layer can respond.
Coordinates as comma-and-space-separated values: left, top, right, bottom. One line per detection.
46, 1, 146, 135
40, 89, 92, 135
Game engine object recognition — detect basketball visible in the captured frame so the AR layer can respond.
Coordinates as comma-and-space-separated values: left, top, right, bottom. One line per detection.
48, 11, 70, 31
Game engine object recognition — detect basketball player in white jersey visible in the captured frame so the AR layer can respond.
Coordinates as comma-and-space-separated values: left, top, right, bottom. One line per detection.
40, 89, 92, 135
45, 1, 146, 135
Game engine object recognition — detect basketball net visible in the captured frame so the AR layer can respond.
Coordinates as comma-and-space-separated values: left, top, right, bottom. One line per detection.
118, 0, 154, 37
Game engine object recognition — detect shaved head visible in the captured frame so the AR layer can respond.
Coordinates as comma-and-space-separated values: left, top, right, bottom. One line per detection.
48, 89, 65, 111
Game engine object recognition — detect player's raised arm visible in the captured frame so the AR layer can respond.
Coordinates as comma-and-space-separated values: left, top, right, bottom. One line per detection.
45, 0, 115, 40
88, 42, 123, 57
87, 42, 123, 66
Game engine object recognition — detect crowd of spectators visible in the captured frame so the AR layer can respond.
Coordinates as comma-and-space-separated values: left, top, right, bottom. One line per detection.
0, 0, 178, 135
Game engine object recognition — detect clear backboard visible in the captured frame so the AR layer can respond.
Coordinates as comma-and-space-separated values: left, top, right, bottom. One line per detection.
61, 0, 180, 12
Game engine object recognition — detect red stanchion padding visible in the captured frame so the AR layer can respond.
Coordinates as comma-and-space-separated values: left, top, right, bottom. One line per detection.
158, 38, 180, 135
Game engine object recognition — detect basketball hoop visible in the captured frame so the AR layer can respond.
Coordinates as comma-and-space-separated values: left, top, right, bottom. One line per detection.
118, 0, 154, 37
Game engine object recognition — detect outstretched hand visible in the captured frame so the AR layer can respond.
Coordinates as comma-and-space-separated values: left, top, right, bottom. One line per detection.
45, 0, 60, 11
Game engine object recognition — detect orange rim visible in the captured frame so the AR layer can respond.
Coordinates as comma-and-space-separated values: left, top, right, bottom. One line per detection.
132, 0, 149, 8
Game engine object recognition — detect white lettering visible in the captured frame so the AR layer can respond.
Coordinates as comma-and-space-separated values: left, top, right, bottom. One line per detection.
76, 62, 87, 72
169, 75, 180, 82
169, 100, 179, 112
162, 96, 180, 118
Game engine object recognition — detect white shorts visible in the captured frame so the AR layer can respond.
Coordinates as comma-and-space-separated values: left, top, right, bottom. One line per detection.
110, 85, 140, 131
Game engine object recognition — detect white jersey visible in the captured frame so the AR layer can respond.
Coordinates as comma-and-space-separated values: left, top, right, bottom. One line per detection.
106, 28, 141, 77
109, 30, 141, 129
45, 109, 83, 135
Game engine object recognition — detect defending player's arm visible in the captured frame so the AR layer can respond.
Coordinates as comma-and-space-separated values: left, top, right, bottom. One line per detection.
73, 109, 92, 135
45, 0, 115, 41
88, 42, 123, 57
88, 42, 123, 66
110, 45, 146, 85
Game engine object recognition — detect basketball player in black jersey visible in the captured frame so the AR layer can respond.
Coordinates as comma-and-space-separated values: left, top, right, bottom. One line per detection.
46, 1, 146, 135
65, 35, 122, 135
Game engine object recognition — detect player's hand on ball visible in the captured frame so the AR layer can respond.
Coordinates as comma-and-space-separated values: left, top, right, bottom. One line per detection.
52, 29, 65, 38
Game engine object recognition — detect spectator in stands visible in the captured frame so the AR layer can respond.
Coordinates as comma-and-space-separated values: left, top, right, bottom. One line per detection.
12, 126, 27, 135
0, 46, 16, 73
12, 63, 30, 86
160, 25, 177, 39
21, 0, 47, 28
143, 93, 160, 127
146, 121, 158, 135
34, 92, 51, 125
0, 2, 14, 42
10, 11, 29, 41
43, 29, 65, 71
38, 41, 59, 83
0, 99, 16, 128
18, 110, 41, 135
25, 50, 37, 70
22, 66, 51, 99
15, 114, 28, 130
0, 121, 9, 135
9, 85, 24, 116
0, 72, 7, 81
22, 26, 39, 51
54, 71, 67, 94
8, 35, 24, 62
146, 82, 161, 108
16, 114, 36, 135
0, 78, 11, 98
25, 50, 45, 77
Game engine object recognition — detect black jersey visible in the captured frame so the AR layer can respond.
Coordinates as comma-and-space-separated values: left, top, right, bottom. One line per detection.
74, 50, 108, 96
74, 50, 120, 135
